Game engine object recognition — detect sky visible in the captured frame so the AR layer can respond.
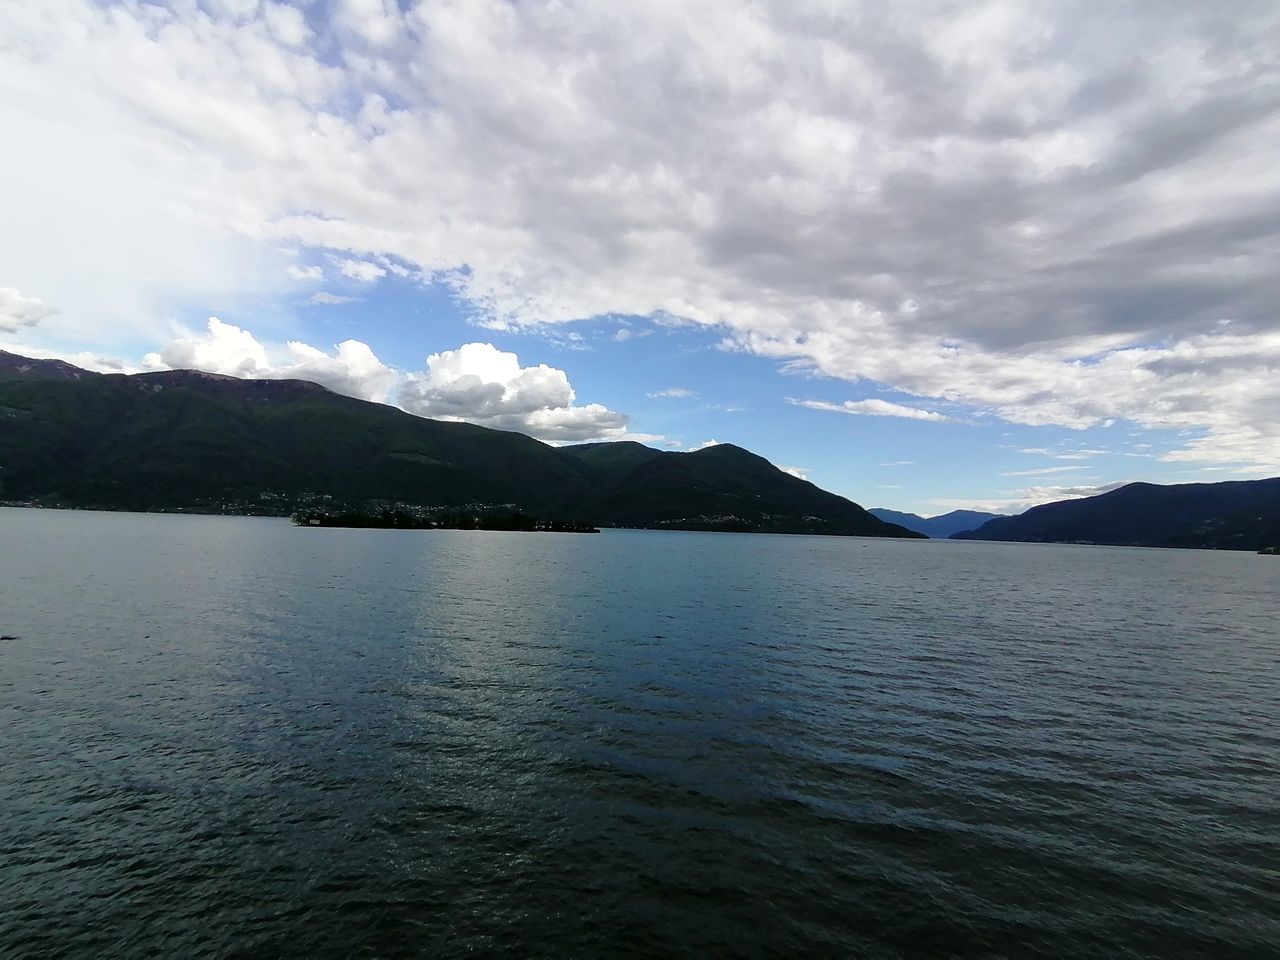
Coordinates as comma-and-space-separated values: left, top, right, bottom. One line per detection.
2, 0, 1278, 516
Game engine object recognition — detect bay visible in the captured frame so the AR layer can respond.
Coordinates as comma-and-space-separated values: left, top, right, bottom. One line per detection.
1, 508, 1277, 958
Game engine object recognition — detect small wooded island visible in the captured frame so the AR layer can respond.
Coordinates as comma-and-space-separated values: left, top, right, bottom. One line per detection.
293, 508, 599, 533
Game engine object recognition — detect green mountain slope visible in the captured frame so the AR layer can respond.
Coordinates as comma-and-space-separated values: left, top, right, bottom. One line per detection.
0, 370, 594, 512
953, 479, 1280, 550
0, 358, 919, 538
567, 442, 913, 536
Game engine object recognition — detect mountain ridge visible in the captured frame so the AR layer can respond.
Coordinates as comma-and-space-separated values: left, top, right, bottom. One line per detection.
0, 349, 104, 382
869, 507, 1005, 538
0, 353, 920, 538
953, 479, 1280, 551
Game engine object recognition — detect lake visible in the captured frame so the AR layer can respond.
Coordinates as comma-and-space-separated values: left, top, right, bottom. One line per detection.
2, 508, 1277, 958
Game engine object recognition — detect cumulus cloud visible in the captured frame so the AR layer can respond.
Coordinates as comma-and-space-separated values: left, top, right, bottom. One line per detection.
0, 287, 59, 333
5, 1, 1280, 469
789, 398, 952, 422
51, 318, 627, 440
144, 317, 400, 402
399, 342, 628, 441
279, 338, 401, 403
149, 317, 270, 378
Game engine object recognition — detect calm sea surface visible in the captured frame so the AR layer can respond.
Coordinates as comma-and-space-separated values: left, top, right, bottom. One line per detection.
2, 508, 1277, 958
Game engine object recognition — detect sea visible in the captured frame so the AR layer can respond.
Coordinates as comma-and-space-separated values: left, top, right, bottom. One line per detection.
2, 508, 1277, 958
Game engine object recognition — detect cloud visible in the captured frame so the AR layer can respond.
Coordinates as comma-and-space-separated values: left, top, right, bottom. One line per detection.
334, 259, 387, 283
4, 1, 1280, 470
0, 287, 59, 333
399, 342, 628, 441
777, 464, 811, 480
1002, 465, 1090, 477
649, 387, 698, 399
1019, 447, 1109, 460
613, 326, 652, 343
878, 460, 915, 467
262, 2, 310, 47
278, 338, 401, 403
931, 481, 1131, 514
288, 264, 324, 282
789, 397, 952, 422
144, 317, 399, 402
689, 439, 722, 452
309, 292, 358, 305
47, 319, 628, 440
148, 317, 270, 379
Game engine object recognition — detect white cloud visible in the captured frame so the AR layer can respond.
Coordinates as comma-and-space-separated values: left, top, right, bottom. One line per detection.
790, 397, 952, 422
777, 464, 810, 480
144, 317, 400, 402
0, 287, 59, 333
1018, 447, 1109, 460
878, 460, 914, 467
931, 481, 1131, 514
148, 317, 270, 378
689, 439, 722, 452
263, 2, 311, 48
1003, 465, 1090, 477
4, 1, 1280, 471
309, 292, 358, 305
32, 319, 628, 439
288, 264, 324, 282
279, 338, 400, 403
613, 326, 652, 343
334, 259, 387, 283
649, 387, 698, 399
399, 342, 628, 441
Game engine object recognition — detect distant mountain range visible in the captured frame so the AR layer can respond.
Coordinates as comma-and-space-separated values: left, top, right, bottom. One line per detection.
954, 479, 1280, 551
0, 352, 919, 538
869, 507, 1005, 538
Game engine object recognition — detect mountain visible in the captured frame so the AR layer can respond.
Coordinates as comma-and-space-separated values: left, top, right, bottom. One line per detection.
869, 507, 1005, 538
563, 441, 914, 535
0, 350, 103, 382
953, 479, 1280, 550
0, 355, 920, 538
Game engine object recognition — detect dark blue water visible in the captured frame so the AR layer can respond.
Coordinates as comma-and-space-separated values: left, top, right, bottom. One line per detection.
2, 508, 1277, 958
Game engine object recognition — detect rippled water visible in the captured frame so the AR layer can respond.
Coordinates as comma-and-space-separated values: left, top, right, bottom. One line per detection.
2, 508, 1278, 958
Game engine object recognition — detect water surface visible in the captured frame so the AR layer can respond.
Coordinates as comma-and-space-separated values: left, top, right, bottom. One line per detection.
2, 509, 1277, 957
